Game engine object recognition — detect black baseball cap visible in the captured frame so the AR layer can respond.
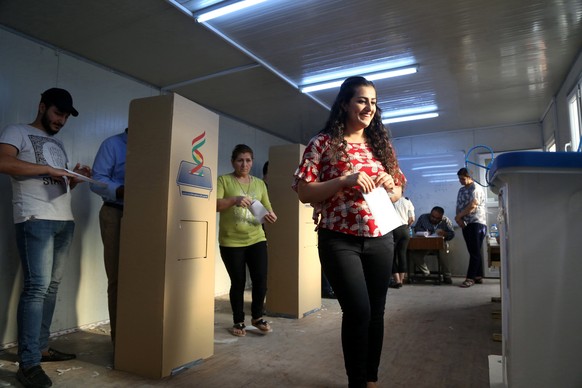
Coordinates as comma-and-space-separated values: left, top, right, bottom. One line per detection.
41, 88, 79, 117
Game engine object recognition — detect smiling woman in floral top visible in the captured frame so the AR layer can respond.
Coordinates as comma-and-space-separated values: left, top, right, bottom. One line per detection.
293, 76, 405, 388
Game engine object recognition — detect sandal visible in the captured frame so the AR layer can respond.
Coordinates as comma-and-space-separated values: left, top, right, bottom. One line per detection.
460, 279, 475, 288
474, 277, 483, 284
232, 322, 246, 337
251, 318, 271, 332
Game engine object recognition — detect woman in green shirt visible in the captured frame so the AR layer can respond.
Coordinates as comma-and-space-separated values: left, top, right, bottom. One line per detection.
217, 144, 278, 337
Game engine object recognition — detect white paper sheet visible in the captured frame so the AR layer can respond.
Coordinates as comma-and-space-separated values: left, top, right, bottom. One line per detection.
362, 187, 401, 235
415, 231, 442, 238
65, 169, 107, 186
249, 200, 269, 224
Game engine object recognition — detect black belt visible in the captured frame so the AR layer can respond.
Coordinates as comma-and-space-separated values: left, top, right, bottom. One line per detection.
103, 202, 124, 210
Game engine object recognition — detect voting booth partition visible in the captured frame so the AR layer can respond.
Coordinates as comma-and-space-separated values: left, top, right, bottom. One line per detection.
489, 151, 582, 388
115, 94, 219, 378
265, 144, 321, 318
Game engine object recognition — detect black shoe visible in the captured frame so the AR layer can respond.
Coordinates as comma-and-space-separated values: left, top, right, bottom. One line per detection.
17, 365, 52, 388
40, 348, 76, 362
443, 277, 453, 285
322, 290, 337, 299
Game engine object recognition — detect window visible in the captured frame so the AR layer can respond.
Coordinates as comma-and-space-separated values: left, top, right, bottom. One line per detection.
567, 82, 582, 151
478, 152, 500, 206
545, 135, 556, 152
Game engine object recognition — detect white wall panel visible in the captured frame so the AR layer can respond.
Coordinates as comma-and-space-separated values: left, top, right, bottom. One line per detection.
1, 28, 292, 345
0, 28, 159, 345
392, 122, 542, 277
0, 31, 59, 124
474, 123, 542, 151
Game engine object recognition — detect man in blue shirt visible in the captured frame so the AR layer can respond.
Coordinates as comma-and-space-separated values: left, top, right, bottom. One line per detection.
90, 128, 127, 344
411, 206, 455, 284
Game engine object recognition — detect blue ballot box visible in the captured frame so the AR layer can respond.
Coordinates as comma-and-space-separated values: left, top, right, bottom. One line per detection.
488, 151, 582, 388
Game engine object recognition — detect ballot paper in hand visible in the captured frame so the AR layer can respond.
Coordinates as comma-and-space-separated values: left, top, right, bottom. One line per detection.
362, 187, 401, 235
249, 200, 269, 224
64, 169, 107, 186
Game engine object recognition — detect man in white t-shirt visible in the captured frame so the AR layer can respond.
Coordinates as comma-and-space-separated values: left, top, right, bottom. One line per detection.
0, 88, 91, 388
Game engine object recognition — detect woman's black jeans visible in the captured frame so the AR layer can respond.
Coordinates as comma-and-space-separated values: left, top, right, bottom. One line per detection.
220, 241, 268, 324
391, 224, 410, 274
318, 228, 393, 388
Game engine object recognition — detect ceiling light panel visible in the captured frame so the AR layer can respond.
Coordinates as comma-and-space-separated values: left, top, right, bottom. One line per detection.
301, 59, 417, 86
383, 112, 440, 124
195, 0, 268, 22
183, 0, 440, 124
172, 0, 229, 11
191, 0, 422, 84
167, 0, 576, 135
300, 65, 418, 93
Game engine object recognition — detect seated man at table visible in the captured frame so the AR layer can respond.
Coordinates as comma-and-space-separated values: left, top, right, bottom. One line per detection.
410, 206, 455, 284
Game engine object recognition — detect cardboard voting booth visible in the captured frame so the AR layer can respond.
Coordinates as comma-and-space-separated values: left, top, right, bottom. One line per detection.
115, 94, 218, 378
265, 144, 320, 318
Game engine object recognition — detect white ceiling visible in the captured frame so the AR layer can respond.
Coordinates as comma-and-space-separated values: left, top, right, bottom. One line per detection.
1, 0, 582, 143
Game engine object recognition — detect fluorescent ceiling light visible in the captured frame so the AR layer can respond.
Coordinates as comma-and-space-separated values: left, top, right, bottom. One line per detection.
382, 105, 438, 118
300, 66, 418, 93
412, 164, 459, 171
382, 112, 439, 124
422, 172, 458, 177
301, 80, 344, 93
428, 178, 460, 183
302, 59, 416, 85
196, 0, 267, 23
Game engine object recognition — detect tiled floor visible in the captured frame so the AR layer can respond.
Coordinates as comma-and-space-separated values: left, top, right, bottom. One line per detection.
0, 278, 501, 388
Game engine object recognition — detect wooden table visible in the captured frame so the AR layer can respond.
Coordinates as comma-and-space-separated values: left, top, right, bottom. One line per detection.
407, 236, 446, 284
408, 236, 445, 251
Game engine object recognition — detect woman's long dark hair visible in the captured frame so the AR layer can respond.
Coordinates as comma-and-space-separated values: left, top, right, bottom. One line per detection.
320, 76, 400, 179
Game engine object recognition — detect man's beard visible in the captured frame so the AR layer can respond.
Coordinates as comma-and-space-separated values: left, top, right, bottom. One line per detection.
41, 112, 60, 135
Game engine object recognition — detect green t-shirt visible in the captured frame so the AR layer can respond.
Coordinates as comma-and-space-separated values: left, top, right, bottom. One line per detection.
217, 174, 273, 247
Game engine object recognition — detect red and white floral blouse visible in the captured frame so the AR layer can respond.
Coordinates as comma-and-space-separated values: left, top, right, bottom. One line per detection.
293, 133, 406, 237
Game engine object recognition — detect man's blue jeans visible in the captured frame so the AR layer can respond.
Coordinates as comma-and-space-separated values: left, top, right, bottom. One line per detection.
15, 219, 75, 368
